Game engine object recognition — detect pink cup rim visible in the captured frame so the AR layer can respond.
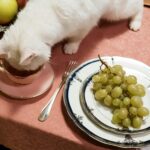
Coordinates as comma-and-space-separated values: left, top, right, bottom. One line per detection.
0, 59, 44, 84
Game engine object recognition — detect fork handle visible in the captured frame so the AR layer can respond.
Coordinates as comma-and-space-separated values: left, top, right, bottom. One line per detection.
38, 81, 64, 122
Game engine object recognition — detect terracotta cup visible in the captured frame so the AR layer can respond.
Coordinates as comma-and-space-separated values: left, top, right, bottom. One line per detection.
0, 59, 44, 85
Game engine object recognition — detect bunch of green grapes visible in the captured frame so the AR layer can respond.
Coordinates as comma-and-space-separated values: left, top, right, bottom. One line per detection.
92, 64, 149, 129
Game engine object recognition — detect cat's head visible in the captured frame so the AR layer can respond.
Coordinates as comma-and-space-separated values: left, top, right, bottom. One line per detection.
0, 29, 50, 71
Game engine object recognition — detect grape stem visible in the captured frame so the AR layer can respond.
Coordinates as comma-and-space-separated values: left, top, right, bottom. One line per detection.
98, 54, 109, 71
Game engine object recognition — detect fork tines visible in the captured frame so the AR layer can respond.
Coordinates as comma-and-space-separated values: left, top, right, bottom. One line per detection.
65, 60, 77, 75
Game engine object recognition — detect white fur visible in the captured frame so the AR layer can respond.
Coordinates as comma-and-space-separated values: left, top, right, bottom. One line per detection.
0, 0, 143, 70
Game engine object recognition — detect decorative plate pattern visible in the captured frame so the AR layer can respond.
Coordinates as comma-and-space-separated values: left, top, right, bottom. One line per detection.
63, 56, 150, 148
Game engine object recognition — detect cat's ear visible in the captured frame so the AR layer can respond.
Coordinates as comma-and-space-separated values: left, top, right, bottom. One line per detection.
0, 40, 7, 59
20, 52, 37, 66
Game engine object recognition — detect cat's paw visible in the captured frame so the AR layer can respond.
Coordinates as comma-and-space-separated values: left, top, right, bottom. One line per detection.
64, 42, 80, 54
129, 21, 141, 32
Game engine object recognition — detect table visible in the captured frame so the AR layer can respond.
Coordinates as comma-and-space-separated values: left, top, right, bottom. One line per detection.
0, 7, 149, 150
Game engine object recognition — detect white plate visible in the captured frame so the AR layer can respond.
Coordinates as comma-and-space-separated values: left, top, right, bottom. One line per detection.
80, 73, 150, 135
63, 56, 150, 148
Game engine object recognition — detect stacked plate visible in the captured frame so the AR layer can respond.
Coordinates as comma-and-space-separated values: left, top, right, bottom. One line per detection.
63, 56, 150, 148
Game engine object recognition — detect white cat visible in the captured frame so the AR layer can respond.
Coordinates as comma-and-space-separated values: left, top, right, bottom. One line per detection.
0, 0, 143, 71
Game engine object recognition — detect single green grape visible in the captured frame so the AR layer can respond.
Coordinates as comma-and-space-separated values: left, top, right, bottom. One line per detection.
92, 74, 101, 82
123, 76, 128, 82
132, 116, 142, 128
127, 84, 137, 96
131, 96, 143, 108
112, 76, 122, 85
129, 107, 137, 116
121, 83, 128, 91
126, 75, 137, 84
113, 65, 123, 72
105, 85, 113, 93
117, 69, 126, 77
119, 101, 126, 108
104, 95, 112, 106
99, 73, 108, 84
122, 118, 131, 128
111, 65, 124, 77
123, 97, 130, 106
113, 109, 120, 114
110, 67, 116, 74
93, 82, 102, 90
112, 98, 121, 107
137, 107, 149, 117
94, 89, 107, 101
108, 79, 114, 85
114, 65, 123, 70
118, 108, 128, 120
136, 84, 145, 97
102, 67, 111, 73
112, 113, 121, 124
111, 86, 122, 98
108, 73, 114, 79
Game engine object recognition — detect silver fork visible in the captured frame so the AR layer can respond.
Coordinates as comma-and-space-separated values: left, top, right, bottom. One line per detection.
38, 60, 77, 122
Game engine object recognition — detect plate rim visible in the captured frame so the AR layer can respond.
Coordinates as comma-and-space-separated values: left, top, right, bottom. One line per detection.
63, 56, 150, 148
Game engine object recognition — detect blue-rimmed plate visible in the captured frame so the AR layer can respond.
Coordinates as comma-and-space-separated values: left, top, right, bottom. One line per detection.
63, 56, 150, 148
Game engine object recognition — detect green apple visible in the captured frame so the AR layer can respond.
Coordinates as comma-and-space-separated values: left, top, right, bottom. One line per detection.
0, 0, 18, 25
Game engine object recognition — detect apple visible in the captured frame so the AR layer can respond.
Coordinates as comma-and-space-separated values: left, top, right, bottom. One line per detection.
0, 0, 18, 25
17, 0, 27, 9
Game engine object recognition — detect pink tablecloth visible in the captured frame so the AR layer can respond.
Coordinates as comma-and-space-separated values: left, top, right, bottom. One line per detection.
0, 7, 150, 150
